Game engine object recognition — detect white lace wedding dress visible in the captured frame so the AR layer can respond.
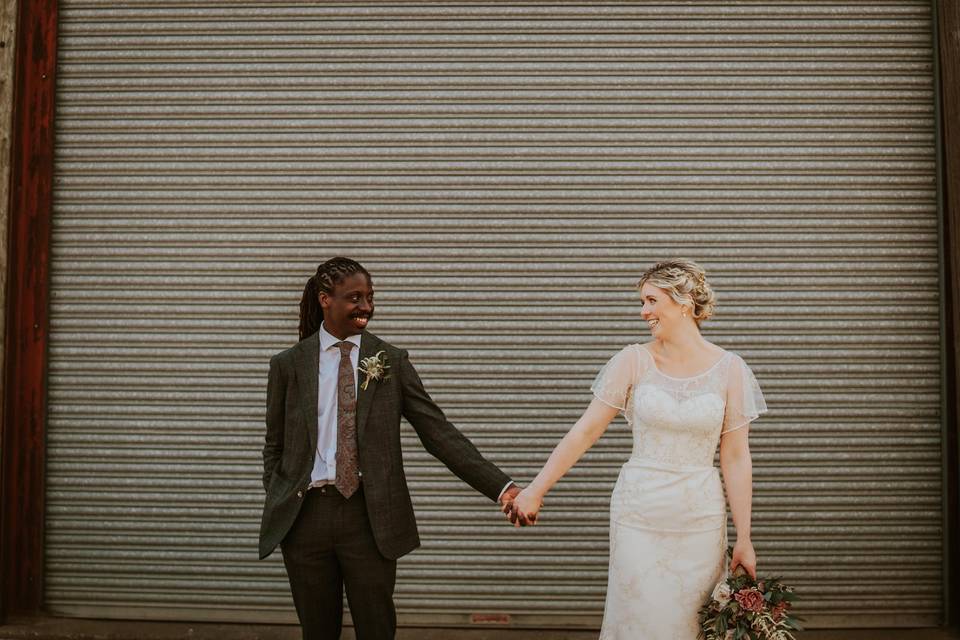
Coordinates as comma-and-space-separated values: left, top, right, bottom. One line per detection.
592, 343, 766, 640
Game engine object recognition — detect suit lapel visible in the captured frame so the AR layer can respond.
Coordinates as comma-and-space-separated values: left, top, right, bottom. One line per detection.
293, 332, 321, 455
356, 331, 382, 444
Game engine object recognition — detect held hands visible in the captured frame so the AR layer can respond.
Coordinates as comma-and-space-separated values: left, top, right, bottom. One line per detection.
729, 538, 757, 579
500, 485, 544, 527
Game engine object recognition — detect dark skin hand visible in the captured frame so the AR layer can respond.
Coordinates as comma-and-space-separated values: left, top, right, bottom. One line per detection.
499, 485, 521, 516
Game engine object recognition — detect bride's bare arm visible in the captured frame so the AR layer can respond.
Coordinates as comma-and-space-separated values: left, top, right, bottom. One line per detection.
510, 398, 620, 522
719, 426, 756, 577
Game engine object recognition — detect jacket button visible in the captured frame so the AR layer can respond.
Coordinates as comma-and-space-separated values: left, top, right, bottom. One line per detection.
296, 490, 303, 498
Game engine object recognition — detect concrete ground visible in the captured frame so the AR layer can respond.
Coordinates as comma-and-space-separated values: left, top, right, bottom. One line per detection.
0, 617, 958, 640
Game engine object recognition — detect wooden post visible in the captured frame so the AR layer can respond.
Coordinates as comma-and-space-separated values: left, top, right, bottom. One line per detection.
0, 0, 18, 615
937, 0, 960, 627
1, 0, 57, 617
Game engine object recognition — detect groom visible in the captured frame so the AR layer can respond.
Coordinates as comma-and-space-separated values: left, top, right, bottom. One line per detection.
258, 257, 521, 640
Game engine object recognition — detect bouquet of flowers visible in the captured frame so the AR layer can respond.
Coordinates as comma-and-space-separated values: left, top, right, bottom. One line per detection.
698, 561, 801, 640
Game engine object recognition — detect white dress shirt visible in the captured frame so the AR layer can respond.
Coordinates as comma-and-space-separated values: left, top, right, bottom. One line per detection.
310, 323, 361, 486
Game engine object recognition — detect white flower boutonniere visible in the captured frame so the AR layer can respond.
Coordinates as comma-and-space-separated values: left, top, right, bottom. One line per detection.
359, 350, 390, 390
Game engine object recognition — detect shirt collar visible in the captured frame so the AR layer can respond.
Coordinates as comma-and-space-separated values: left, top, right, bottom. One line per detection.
319, 323, 362, 352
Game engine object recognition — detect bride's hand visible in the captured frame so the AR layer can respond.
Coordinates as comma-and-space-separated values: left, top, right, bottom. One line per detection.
510, 487, 544, 527
730, 539, 757, 579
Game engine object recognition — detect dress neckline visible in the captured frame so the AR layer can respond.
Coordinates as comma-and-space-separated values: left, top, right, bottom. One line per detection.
639, 343, 729, 381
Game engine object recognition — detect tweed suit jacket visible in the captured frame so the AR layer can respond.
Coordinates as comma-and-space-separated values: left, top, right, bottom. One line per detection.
258, 330, 512, 560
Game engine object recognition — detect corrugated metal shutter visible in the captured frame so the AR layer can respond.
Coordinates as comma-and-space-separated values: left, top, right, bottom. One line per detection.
48, 1, 941, 629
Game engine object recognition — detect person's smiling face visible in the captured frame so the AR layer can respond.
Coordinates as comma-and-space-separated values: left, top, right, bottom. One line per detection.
319, 272, 375, 339
640, 282, 687, 338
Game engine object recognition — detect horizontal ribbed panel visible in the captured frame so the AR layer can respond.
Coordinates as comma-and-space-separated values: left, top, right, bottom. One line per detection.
48, 1, 941, 630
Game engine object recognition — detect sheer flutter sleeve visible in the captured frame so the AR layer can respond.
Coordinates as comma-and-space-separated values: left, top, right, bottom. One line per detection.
721, 354, 767, 435
591, 345, 641, 411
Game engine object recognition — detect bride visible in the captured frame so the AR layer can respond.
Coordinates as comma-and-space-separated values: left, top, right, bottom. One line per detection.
509, 259, 767, 639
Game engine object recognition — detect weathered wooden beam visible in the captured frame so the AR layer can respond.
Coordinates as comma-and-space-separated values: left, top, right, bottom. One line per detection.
937, 0, 960, 627
1, 0, 58, 617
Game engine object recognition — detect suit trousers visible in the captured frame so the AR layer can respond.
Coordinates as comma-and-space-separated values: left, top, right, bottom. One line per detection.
280, 485, 397, 640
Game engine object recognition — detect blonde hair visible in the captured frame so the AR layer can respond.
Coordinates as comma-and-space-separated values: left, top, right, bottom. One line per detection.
637, 259, 716, 326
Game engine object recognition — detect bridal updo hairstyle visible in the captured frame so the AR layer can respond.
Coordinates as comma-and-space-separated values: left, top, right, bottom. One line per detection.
637, 259, 716, 327
298, 257, 371, 341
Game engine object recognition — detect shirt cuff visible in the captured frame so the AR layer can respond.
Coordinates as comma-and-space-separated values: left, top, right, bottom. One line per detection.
497, 481, 516, 503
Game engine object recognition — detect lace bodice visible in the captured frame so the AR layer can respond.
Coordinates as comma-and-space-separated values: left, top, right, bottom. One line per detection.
592, 344, 766, 468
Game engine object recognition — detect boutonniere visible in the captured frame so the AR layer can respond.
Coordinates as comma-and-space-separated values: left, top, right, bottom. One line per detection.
359, 350, 390, 390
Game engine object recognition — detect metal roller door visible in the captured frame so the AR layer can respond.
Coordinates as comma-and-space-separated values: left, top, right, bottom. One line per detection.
48, 1, 941, 629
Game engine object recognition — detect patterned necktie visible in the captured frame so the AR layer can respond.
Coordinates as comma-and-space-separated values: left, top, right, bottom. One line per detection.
335, 341, 360, 498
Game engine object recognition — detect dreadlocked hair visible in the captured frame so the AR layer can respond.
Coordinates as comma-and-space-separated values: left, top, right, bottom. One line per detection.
298, 257, 371, 341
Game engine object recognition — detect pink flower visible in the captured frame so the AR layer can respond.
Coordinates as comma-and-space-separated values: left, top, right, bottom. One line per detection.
734, 587, 766, 613
771, 601, 789, 622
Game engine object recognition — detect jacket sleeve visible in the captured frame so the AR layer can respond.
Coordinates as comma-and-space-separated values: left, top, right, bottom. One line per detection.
398, 349, 512, 502
262, 354, 287, 492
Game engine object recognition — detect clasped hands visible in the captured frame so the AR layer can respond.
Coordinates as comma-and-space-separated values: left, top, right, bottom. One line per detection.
499, 485, 543, 527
